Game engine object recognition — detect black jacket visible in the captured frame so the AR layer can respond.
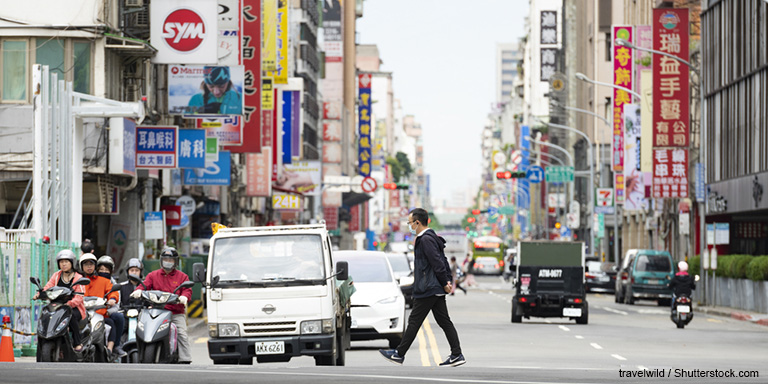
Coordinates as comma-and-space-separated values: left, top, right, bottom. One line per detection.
413, 229, 452, 299
119, 281, 142, 307
668, 272, 696, 296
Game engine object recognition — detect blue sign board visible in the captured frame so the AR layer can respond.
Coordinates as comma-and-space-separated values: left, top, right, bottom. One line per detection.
123, 118, 136, 175
178, 129, 206, 169
136, 126, 177, 168
595, 206, 616, 215
183, 151, 231, 185
526, 165, 545, 184
695, 162, 705, 203
281, 90, 293, 164
518, 125, 531, 236
358, 75, 372, 176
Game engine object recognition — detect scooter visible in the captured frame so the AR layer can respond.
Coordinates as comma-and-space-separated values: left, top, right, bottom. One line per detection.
130, 275, 194, 364
83, 287, 121, 363
671, 294, 694, 329
119, 298, 143, 363
31, 276, 95, 362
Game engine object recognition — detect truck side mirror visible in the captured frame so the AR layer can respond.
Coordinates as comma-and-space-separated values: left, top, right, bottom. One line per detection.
335, 261, 349, 281
193, 263, 206, 283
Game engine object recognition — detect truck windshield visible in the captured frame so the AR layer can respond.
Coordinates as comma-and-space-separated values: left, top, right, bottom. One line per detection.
211, 234, 325, 284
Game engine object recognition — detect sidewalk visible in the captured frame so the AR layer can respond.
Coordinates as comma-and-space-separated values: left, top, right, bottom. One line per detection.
697, 305, 768, 327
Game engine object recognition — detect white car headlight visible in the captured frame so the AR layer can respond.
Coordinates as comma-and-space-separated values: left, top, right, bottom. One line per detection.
218, 323, 240, 337
376, 296, 398, 305
137, 320, 144, 331
301, 320, 322, 334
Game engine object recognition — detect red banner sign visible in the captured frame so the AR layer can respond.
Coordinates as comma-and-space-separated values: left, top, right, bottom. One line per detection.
246, 148, 271, 196
324, 207, 338, 230
652, 8, 689, 148
652, 148, 688, 198
612, 25, 633, 172
349, 205, 360, 232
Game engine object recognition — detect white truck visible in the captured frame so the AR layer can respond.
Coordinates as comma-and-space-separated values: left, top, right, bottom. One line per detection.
440, 231, 469, 260
193, 224, 354, 366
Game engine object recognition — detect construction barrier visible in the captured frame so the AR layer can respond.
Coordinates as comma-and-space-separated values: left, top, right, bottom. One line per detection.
186, 300, 204, 318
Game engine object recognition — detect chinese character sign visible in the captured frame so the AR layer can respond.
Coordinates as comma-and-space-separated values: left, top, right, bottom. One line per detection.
540, 48, 557, 82
612, 25, 633, 172
266, 0, 288, 84
653, 148, 688, 198
358, 74, 372, 177
198, 116, 242, 146
246, 148, 271, 197
653, 8, 689, 148
136, 126, 177, 168
623, 104, 648, 211
224, 0, 260, 153
540, 11, 557, 45
262, 0, 277, 71
178, 129, 206, 168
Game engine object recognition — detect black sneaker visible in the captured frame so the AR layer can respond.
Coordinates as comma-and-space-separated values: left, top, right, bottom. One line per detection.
439, 353, 466, 367
114, 346, 128, 358
378, 349, 404, 365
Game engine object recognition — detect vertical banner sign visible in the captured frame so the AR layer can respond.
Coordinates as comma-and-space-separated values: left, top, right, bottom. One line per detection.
272, 88, 281, 181
358, 74, 372, 177
217, 0, 242, 66
634, 26, 653, 90
612, 25, 633, 172
653, 9, 690, 148
653, 148, 689, 198
349, 205, 360, 232
261, 78, 274, 148
540, 48, 557, 82
178, 129, 206, 169
324, 207, 338, 230
539, 11, 558, 82
246, 147, 271, 196
623, 104, 647, 211
281, 89, 293, 164
262, 0, 277, 71
291, 90, 301, 159
267, 0, 288, 84
136, 126, 178, 168
614, 173, 626, 205
224, 0, 260, 153
640, 70, 654, 196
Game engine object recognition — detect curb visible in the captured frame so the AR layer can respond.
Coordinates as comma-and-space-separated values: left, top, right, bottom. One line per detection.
698, 307, 768, 327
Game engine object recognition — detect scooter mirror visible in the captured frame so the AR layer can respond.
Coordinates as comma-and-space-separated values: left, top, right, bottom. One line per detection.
174, 281, 195, 293
29, 277, 40, 287
73, 277, 91, 286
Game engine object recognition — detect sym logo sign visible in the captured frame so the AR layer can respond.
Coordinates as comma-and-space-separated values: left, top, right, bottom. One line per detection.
162, 9, 206, 52
151, 0, 217, 64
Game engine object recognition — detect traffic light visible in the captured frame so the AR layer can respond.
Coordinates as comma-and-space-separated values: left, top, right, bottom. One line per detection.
471, 209, 481, 215
467, 217, 476, 223
383, 183, 397, 190
496, 171, 527, 179
555, 222, 562, 229
396, 183, 409, 190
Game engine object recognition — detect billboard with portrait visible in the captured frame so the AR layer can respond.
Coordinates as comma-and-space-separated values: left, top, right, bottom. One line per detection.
168, 65, 245, 116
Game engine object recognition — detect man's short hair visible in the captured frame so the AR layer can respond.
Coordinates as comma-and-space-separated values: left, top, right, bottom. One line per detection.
81, 240, 95, 254
410, 208, 429, 226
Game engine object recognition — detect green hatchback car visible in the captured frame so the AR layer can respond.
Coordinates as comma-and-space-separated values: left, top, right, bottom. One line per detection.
616, 250, 674, 306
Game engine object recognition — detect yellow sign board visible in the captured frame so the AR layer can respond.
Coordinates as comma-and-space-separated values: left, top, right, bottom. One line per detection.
262, 0, 277, 71
272, 193, 301, 210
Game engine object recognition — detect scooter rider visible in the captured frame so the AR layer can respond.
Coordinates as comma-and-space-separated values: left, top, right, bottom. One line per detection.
97, 255, 127, 356
130, 248, 193, 363
669, 261, 696, 305
119, 258, 144, 308
81, 254, 125, 357
33, 249, 86, 352
97, 255, 119, 285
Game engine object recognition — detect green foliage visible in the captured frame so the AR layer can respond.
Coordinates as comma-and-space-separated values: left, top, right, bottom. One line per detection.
746, 256, 768, 281
731, 255, 754, 279
688, 255, 700, 277
395, 152, 413, 179
428, 213, 444, 231
386, 156, 402, 182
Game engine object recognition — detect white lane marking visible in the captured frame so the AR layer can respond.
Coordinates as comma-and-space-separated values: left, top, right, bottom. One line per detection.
492, 366, 614, 372
575, 335, 584, 339
544, 319, 552, 324
602, 306, 628, 316
637, 309, 668, 315
590, 343, 603, 350
27, 367, 603, 384
612, 354, 628, 361
558, 325, 570, 332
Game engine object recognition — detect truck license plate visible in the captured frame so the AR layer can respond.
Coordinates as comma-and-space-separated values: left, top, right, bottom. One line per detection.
563, 308, 582, 317
677, 305, 690, 313
255, 341, 285, 355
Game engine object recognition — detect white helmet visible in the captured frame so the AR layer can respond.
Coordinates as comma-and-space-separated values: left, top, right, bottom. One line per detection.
80, 253, 98, 270
678, 261, 688, 272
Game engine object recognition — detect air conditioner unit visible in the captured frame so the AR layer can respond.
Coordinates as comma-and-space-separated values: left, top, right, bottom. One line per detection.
125, 0, 143, 7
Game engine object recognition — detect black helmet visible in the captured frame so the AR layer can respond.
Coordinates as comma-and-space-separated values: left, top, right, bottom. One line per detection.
203, 66, 231, 86
56, 250, 77, 269
160, 248, 179, 259
97, 255, 115, 273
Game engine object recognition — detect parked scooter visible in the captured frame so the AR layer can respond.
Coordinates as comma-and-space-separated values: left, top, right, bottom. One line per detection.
129, 275, 194, 364
31, 276, 95, 362
671, 294, 694, 329
83, 285, 121, 363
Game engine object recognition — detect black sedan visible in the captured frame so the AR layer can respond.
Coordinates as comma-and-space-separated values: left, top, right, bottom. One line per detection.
585, 261, 617, 293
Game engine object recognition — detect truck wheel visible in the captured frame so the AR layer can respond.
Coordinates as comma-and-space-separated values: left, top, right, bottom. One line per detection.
511, 301, 522, 323
576, 302, 589, 325
315, 337, 338, 366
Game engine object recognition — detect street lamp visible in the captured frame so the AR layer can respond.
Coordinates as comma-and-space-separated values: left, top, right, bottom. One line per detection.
575, 72, 642, 101
614, 38, 696, 74
534, 117, 596, 257
526, 135, 575, 242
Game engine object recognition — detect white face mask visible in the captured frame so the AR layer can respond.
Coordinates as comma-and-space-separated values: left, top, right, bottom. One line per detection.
408, 222, 417, 235
162, 261, 175, 270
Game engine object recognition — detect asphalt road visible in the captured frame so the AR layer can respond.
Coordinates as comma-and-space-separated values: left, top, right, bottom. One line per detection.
3, 275, 766, 383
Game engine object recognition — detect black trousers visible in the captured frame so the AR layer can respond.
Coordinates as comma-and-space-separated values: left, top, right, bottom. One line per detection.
396, 295, 462, 357
69, 310, 82, 346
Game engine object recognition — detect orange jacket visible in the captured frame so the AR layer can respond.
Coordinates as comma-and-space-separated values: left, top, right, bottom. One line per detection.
84, 275, 120, 316
43, 271, 86, 319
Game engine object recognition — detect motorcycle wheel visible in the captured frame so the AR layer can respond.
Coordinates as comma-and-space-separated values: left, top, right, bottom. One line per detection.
677, 322, 685, 329
39, 340, 60, 362
94, 344, 107, 363
129, 351, 139, 364
141, 343, 158, 364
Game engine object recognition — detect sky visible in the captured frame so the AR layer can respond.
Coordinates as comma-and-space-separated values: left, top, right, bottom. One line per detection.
357, 0, 529, 206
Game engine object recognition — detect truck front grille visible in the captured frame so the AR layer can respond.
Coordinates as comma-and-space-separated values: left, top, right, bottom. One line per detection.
242, 321, 297, 334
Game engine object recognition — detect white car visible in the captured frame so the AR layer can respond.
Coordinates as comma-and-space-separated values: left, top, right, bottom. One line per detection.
334, 251, 405, 348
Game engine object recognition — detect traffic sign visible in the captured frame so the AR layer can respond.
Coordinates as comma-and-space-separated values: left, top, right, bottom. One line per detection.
511, 150, 522, 165
545, 166, 575, 183
596, 188, 614, 207
361, 177, 377, 193
526, 165, 544, 184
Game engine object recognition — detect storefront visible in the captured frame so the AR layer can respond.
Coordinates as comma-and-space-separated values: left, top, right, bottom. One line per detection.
706, 171, 768, 255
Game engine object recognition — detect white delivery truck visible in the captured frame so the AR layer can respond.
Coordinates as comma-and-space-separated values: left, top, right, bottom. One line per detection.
193, 224, 354, 366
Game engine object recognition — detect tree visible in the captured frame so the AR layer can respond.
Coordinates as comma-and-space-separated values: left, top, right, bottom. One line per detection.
395, 152, 413, 179
386, 157, 403, 182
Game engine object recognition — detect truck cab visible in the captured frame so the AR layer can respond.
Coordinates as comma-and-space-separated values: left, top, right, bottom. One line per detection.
193, 224, 354, 366
511, 241, 588, 324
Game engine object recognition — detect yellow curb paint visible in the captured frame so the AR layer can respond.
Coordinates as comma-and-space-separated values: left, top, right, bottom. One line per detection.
416, 325, 430, 366
422, 319, 442, 365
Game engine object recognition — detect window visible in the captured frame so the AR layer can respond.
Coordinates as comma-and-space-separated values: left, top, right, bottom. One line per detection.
2, 40, 28, 101
73, 42, 91, 94
605, 33, 611, 62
